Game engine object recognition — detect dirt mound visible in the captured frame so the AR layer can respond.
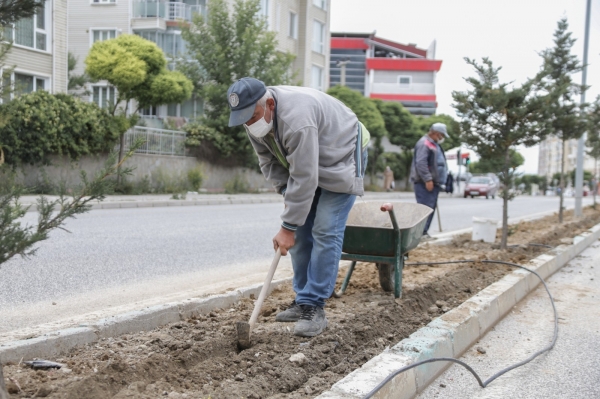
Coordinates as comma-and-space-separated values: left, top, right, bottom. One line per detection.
3, 207, 600, 399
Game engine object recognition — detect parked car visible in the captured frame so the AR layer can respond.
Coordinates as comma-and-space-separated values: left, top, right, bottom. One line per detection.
464, 176, 498, 199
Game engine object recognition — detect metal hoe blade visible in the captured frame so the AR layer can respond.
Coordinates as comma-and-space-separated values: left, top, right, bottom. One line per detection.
235, 248, 281, 350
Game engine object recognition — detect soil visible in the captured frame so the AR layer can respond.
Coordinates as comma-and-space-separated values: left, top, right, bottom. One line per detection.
3, 208, 600, 399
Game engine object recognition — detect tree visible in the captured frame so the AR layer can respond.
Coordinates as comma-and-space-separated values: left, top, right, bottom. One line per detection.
514, 174, 548, 194
453, 58, 547, 249
68, 52, 93, 96
180, 0, 295, 165
373, 99, 418, 187
469, 149, 524, 174
85, 34, 193, 174
0, 91, 119, 166
535, 18, 588, 223
586, 97, 600, 178
326, 86, 387, 179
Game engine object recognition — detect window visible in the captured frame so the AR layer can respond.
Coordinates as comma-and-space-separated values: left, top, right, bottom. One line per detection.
312, 20, 324, 53
135, 30, 186, 57
289, 12, 298, 39
259, 0, 270, 29
2, 72, 48, 101
13, 1, 47, 51
140, 106, 158, 116
92, 29, 117, 43
92, 86, 116, 109
312, 0, 327, 10
398, 76, 411, 86
92, 0, 116, 3
311, 65, 324, 91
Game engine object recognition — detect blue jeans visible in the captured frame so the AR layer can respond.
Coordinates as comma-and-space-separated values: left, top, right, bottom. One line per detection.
289, 148, 367, 308
414, 182, 439, 235
289, 187, 356, 308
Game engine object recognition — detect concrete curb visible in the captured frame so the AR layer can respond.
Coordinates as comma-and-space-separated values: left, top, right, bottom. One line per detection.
316, 222, 600, 399
24, 197, 284, 213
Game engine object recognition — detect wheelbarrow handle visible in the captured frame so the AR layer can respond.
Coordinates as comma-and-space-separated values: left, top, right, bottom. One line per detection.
380, 203, 400, 232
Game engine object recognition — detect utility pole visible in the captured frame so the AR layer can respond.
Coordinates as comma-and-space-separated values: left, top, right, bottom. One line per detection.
336, 59, 350, 87
575, 0, 592, 217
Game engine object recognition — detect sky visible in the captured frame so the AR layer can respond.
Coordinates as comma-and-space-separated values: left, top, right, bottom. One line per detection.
330, 0, 600, 174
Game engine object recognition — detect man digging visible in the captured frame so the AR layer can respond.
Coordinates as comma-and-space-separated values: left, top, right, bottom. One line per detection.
227, 78, 369, 337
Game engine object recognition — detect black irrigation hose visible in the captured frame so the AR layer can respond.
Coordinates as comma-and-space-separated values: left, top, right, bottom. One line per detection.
507, 243, 554, 249
362, 259, 559, 399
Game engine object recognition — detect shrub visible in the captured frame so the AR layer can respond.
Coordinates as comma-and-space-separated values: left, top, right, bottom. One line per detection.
0, 91, 119, 166
187, 167, 203, 191
224, 175, 251, 194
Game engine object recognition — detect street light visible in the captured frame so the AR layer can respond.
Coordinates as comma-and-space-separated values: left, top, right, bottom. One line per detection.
336, 58, 350, 87
575, 0, 592, 217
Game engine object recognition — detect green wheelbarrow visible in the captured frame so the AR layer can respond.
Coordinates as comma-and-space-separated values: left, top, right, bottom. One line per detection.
335, 202, 433, 299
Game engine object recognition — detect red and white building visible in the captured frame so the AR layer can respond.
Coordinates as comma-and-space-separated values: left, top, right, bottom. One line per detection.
330, 32, 442, 115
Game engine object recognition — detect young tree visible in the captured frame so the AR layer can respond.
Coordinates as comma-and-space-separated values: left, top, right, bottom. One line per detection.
535, 18, 588, 222
586, 96, 600, 206
453, 58, 547, 249
68, 52, 93, 96
85, 34, 193, 173
180, 0, 295, 165
326, 86, 387, 179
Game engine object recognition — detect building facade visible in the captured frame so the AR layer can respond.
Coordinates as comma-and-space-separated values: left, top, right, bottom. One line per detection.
68, 0, 330, 127
329, 32, 441, 115
538, 137, 597, 180
2, 0, 68, 100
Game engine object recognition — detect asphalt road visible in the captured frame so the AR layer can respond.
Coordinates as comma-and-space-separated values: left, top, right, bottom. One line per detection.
0, 194, 591, 340
418, 239, 600, 399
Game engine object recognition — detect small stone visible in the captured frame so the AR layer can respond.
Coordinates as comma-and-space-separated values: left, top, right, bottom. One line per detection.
435, 300, 447, 308
440, 383, 446, 388
289, 353, 307, 364
52, 302, 57, 305
476, 347, 486, 354
442, 306, 451, 313
60, 367, 72, 374
167, 392, 182, 399
35, 385, 53, 397
7, 381, 19, 394
428, 305, 439, 313
234, 373, 245, 381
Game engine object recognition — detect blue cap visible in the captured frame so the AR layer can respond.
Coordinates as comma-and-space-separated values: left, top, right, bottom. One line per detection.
227, 77, 267, 127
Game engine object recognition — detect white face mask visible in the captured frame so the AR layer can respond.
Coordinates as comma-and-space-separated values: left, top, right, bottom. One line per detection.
438, 137, 445, 144
244, 106, 273, 138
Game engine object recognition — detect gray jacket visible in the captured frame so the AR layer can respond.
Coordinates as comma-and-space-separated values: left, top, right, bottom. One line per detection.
410, 135, 448, 185
248, 86, 364, 230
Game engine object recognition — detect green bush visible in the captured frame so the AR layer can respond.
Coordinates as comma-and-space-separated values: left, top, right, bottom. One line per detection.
187, 167, 203, 191
224, 175, 251, 194
0, 91, 119, 166
151, 168, 189, 193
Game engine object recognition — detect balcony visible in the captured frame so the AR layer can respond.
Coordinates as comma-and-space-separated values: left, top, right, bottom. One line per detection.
132, 1, 204, 22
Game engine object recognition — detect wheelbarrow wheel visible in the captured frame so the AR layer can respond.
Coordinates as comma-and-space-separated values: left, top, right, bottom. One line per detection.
377, 263, 395, 292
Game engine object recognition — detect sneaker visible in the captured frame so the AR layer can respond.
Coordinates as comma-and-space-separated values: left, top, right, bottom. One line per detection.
275, 300, 302, 322
421, 233, 433, 242
294, 305, 327, 337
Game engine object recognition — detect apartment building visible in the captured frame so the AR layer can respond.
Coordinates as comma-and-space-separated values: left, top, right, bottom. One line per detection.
329, 32, 441, 115
538, 137, 597, 180
2, 0, 68, 100
67, 0, 330, 127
